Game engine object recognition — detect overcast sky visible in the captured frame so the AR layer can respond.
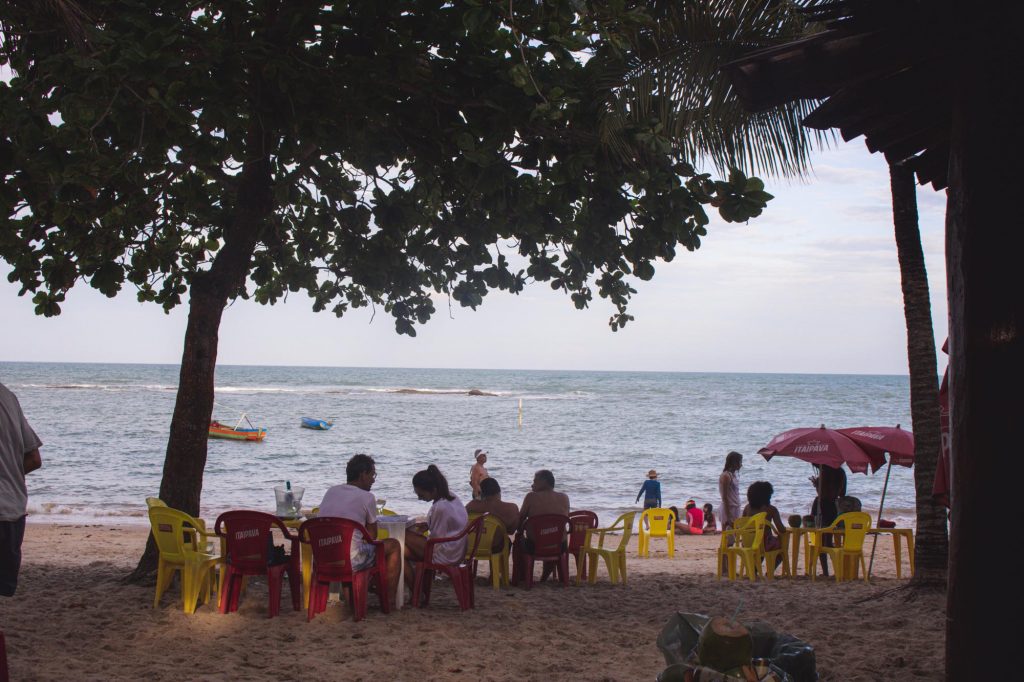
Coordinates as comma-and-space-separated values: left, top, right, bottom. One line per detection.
0, 143, 948, 375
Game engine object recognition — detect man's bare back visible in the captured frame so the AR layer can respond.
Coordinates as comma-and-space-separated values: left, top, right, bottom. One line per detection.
466, 497, 520, 535
519, 489, 570, 525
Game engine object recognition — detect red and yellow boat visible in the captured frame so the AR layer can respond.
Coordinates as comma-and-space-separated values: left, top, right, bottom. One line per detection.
208, 419, 267, 442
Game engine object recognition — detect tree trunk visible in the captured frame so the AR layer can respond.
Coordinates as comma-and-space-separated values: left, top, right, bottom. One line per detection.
127, 127, 274, 581
888, 161, 947, 589
945, 2, 1023, 677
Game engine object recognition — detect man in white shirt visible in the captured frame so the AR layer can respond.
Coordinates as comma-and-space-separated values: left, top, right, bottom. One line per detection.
318, 454, 401, 609
1, 382, 43, 597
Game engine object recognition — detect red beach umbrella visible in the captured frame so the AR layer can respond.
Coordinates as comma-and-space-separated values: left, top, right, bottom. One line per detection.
758, 425, 877, 474
838, 424, 916, 577
838, 425, 914, 467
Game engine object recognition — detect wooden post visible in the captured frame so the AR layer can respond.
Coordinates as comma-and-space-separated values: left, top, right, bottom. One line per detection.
945, 3, 1024, 677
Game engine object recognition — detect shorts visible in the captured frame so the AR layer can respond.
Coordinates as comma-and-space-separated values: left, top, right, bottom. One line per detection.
643, 499, 660, 509
1, 516, 27, 597
350, 539, 376, 572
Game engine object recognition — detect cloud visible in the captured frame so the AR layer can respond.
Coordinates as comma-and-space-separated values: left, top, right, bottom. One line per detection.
810, 164, 886, 186
840, 203, 893, 221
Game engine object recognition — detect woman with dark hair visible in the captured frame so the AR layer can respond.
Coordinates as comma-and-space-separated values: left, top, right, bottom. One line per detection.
742, 481, 786, 554
404, 465, 469, 589
718, 451, 743, 530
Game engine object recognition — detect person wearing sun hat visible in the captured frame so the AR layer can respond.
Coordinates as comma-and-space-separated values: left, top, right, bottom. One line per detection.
469, 448, 489, 500
635, 469, 662, 509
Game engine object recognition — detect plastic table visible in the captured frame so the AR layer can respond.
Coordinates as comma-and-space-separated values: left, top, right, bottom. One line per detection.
377, 515, 410, 608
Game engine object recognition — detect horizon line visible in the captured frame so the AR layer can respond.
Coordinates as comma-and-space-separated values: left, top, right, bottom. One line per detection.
0, 358, 911, 378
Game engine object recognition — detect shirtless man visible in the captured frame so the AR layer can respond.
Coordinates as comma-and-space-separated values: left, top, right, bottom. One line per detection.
465, 477, 520, 548
469, 449, 489, 500
516, 469, 570, 583
519, 469, 570, 534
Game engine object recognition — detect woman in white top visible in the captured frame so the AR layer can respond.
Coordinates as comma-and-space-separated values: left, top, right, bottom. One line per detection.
718, 451, 743, 530
404, 465, 469, 589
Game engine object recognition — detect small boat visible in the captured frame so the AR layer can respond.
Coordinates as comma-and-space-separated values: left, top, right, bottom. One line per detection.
300, 417, 333, 431
208, 416, 267, 442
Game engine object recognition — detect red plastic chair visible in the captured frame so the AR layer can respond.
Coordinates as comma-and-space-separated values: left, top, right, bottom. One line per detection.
518, 514, 571, 589
411, 514, 487, 610
568, 511, 599, 582
214, 510, 301, 618
298, 517, 390, 622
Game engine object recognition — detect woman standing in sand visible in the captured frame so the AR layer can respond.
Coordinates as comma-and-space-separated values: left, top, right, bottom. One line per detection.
718, 451, 743, 530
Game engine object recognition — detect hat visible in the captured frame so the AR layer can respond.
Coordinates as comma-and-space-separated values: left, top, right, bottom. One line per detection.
648, 469, 658, 478
685, 499, 696, 507
474, 449, 488, 458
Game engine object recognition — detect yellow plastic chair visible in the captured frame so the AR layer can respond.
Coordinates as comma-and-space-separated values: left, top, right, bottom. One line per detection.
715, 515, 748, 579
581, 511, 637, 585
149, 506, 223, 613
638, 508, 676, 557
811, 511, 871, 582
721, 513, 768, 581
147, 497, 210, 550
762, 529, 790, 579
466, 513, 510, 589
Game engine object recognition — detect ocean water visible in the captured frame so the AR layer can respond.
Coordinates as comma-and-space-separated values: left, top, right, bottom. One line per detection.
0, 362, 919, 527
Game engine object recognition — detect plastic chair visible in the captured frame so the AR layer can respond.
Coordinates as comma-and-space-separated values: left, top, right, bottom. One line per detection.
580, 511, 636, 585
516, 514, 571, 589
715, 516, 745, 578
411, 514, 487, 610
148, 506, 222, 613
811, 511, 871, 582
568, 510, 599, 582
467, 513, 510, 589
298, 517, 390, 622
147, 497, 210, 549
638, 507, 676, 557
762, 530, 791, 580
720, 513, 767, 581
214, 510, 302, 618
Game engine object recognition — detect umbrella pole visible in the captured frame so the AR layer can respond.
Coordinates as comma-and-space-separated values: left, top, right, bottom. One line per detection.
868, 460, 893, 578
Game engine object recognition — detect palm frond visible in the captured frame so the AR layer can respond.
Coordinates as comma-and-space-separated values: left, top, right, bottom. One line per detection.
602, 0, 836, 179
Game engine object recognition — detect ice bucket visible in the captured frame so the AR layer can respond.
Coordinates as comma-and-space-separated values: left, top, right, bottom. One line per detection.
274, 485, 305, 518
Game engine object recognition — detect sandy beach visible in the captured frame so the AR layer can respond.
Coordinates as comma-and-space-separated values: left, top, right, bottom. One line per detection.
0, 522, 944, 681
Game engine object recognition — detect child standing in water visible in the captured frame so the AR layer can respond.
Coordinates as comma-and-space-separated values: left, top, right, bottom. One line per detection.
635, 470, 662, 509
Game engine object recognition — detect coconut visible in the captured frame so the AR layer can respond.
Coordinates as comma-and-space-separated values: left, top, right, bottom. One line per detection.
697, 617, 753, 673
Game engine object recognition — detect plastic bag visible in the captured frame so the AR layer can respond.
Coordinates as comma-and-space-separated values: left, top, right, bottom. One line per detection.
656, 612, 815, 682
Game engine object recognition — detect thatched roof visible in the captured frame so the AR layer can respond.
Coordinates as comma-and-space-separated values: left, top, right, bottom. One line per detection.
726, 0, 952, 189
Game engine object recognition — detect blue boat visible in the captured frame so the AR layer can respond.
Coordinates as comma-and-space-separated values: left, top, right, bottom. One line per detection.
300, 417, 333, 431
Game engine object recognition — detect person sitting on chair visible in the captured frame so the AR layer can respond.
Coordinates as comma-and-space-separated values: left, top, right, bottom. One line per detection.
465, 477, 520, 550
404, 465, 468, 590
516, 470, 570, 582
318, 454, 403, 609
742, 481, 786, 557
519, 469, 569, 532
